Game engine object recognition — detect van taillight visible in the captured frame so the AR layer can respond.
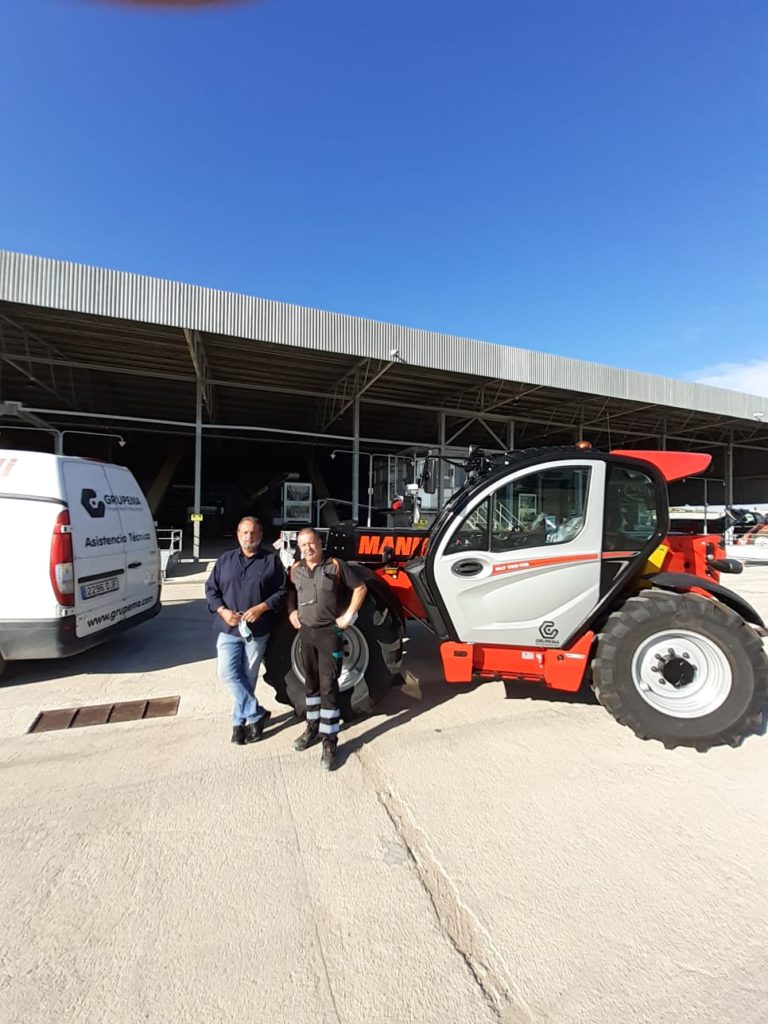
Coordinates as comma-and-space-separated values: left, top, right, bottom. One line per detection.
50, 510, 74, 607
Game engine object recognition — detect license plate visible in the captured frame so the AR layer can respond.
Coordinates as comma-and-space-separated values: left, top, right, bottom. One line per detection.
81, 577, 120, 600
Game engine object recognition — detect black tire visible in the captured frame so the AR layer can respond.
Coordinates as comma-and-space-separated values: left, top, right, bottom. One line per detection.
263, 589, 404, 721
262, 613, 302, 711
592, 591, 768, 751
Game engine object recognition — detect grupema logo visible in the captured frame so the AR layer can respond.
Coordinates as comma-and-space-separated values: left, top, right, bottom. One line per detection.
81, 488, 106, 519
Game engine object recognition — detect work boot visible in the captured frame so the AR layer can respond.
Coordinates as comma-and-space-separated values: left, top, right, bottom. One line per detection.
231, 724, 246, 745
245, 709, 271, 744
320, 739, 337, 772
293, 724, 319, 751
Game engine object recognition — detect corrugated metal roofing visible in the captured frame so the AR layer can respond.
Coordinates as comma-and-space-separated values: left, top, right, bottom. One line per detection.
1, 249, 765, 422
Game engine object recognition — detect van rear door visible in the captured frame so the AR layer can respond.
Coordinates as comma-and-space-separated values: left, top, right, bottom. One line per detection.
62, 460, 129, 638
103, 464, 160, 615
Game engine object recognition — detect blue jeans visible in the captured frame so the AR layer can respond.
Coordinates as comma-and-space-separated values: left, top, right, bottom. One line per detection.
216, 632, 269, 726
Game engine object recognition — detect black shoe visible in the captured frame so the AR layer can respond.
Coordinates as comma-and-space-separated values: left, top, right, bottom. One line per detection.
245, 710, 271, 743
293, 724, 319, 751
320, 740, 337, 771
231, 724, 246, 745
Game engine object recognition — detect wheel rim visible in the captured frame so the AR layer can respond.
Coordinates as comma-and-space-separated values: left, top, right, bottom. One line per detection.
290, 625, 370, 692
630, 629, 732, 718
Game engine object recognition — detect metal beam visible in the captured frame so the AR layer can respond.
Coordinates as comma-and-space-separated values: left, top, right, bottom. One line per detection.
0, 400, 58, 432
480, 419, 507, 448
445, 418, 477, 445
319, 358, 396, 432
183, 329, 217, 422
0, 351, 331, 400
445, 415, 507, 448
443, 379, 502, 412
3, 343, 758, 449
659, 415, 750, 438
0, 315, 85, 410
582, 401, 660, 428
22, 405, 445, 449
478, 384, 544, 417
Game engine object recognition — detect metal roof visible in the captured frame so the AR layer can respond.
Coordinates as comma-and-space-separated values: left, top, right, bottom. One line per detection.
1, 249, 767, 453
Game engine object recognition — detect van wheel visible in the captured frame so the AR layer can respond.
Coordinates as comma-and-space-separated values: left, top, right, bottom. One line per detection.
0, 653, 5, 680
592, 592, 768, 750
263, 593, 404, 720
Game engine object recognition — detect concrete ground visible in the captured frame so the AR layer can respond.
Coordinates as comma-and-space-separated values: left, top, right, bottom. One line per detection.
2, 562, 768, 1024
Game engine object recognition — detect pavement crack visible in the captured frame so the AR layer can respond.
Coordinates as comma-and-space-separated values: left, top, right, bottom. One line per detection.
276, 752, 343, 1024
355, 745, 536, 1024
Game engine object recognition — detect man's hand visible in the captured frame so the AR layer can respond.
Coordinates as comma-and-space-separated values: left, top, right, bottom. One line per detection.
335, 611, 357, 630
289, 609, 301, 630
242, 604, 266, 623
219, 608, 241, 628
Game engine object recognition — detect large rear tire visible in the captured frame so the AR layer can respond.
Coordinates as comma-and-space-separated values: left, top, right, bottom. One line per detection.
263, 590, 404, 721
592, 591, 768, 751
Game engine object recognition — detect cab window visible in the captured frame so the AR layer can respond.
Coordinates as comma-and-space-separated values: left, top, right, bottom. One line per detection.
446, 498, 490, 553
604, 465, 658, 551
490, 467, 591, 552
446, 466, 591, 554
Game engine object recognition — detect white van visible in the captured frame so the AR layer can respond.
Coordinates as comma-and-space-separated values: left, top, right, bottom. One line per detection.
0, 450, 161, 674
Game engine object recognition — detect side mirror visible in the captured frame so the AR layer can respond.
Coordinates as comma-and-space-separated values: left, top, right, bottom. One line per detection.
421, 456, 437, 495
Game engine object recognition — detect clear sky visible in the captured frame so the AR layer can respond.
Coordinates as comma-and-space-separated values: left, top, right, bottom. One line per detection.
1, 0, 765, 390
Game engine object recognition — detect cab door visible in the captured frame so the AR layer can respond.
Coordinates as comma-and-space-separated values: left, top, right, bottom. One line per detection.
428, 460, 605, 648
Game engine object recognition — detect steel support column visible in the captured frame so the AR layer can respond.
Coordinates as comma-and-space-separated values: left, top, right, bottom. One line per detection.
193, 379, 203, 561
726, 434, 734, 505
437, 411, 446, 508
352, 396, 360, 521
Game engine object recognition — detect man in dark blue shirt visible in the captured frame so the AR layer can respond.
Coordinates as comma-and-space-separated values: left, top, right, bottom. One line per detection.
205, 516, 286, 745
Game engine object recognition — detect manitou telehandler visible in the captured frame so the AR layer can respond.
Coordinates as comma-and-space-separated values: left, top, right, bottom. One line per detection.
265, 445, 768, 751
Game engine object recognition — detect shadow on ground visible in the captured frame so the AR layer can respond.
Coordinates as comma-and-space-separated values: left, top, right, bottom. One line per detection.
311, 623, 601, 771
163, 560, 216, 580
2, 601, 599, 753
1, 597, 214, 688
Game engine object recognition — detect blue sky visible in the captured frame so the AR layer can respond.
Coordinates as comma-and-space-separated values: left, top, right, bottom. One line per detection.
0, 0, 765, 390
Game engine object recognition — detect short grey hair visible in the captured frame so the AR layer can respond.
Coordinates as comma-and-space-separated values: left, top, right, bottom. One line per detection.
297, 527, 321, 543
237, 516, 263, 531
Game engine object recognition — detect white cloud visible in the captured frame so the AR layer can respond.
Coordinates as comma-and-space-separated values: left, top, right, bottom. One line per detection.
688, 359, 768, 398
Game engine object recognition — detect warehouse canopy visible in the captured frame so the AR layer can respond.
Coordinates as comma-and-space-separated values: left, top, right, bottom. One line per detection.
1, 250, 767, 455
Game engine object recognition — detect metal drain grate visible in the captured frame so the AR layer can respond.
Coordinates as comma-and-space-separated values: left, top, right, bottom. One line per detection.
29, 696, 180, 734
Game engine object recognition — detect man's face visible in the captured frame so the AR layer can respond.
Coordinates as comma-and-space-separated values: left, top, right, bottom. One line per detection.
237, 520, 262, 554
298, 531, 322, 564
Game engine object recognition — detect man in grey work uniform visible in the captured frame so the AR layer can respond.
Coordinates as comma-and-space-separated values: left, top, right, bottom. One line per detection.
286, 527, 367, 771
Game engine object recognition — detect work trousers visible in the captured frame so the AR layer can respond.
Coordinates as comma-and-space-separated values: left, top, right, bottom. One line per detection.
300, 624, 342, 743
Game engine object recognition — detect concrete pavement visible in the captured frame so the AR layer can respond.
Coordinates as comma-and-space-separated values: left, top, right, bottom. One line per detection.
1, 562, 767, 1024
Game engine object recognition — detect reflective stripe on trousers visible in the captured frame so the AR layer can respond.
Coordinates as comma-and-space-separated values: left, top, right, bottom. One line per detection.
306, 694, 321, 722
319, 707, 340, 736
